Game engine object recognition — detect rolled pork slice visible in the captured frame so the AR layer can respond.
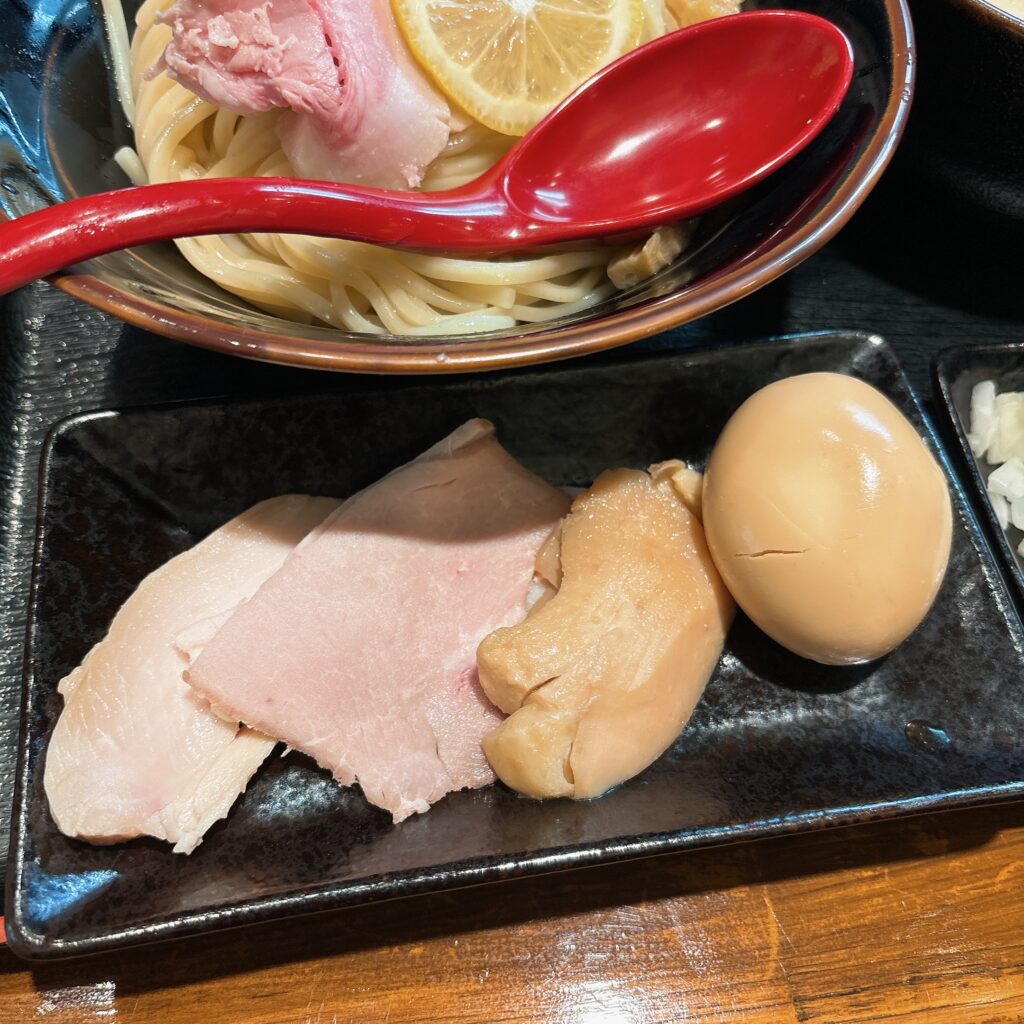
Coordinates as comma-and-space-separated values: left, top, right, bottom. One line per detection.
186, 419, 571, 822
157, 0, 453, 189
44, 495, 339, 854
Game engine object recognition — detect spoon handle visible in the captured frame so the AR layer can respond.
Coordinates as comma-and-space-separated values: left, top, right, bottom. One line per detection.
0, 176, 508, 295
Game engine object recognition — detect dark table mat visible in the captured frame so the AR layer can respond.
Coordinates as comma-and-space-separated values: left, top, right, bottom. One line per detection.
2, 178, 1023, 897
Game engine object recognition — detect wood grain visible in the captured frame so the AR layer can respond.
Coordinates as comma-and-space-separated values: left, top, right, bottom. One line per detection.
3, 802, 1024, 1023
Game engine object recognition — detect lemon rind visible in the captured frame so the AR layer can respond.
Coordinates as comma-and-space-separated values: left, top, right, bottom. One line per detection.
393, 0, 646, 137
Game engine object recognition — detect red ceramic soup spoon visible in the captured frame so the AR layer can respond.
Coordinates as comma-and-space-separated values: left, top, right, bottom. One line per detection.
0, 10, 853, 295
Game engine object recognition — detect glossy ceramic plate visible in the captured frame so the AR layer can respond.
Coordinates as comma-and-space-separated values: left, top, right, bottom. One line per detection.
0, 1, 913, 371
7, 331, 1024, 960
935, 344, 1024, 607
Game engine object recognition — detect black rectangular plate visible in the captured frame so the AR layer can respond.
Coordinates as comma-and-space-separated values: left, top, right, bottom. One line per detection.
935, 344, 1024, 611
8, 331, 1024, 960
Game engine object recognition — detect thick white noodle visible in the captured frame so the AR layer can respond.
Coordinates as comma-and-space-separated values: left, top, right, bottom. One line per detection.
113, 145, 147, 185
99, 0, 136, 124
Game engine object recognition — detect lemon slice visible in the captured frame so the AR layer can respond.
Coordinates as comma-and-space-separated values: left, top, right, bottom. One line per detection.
393, 0, 646, 136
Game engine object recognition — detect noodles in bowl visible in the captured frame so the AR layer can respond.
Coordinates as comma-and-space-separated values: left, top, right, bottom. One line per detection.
0, 0, 913, 370
105, 0, 735, 338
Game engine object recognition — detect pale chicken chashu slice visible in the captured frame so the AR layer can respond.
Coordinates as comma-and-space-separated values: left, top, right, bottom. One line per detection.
186, 420, 571, 822
44, 495, 339, 854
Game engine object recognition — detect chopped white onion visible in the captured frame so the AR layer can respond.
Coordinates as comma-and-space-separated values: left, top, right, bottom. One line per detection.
991, 492, 1011, 530
988, 393, 1024, 464
1011, 496, 1024, 531
971, 380, 1024, 555
987, 457, 1024, 500
968, 380, 997, 457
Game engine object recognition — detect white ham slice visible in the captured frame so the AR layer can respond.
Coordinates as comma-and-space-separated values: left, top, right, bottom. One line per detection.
186, 420, 571, 822
43, 495, 339, 854
157, 0, 452, 188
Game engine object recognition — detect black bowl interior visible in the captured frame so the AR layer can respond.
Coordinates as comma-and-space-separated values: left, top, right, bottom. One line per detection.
0, 0, 903, 349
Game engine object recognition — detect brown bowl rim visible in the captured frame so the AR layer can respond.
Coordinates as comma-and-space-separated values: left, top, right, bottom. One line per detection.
943, 0, 1024, 35
33, 1, 914, 374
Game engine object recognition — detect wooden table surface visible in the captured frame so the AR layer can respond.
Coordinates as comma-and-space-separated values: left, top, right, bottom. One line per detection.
1, 801, 1023, 1023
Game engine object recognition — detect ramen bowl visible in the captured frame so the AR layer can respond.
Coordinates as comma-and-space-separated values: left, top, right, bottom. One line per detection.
0, 0, 913, 373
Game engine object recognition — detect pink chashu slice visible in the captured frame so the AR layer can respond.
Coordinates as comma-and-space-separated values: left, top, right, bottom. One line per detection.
186, 420, 570, 821
156, 0, 453, 188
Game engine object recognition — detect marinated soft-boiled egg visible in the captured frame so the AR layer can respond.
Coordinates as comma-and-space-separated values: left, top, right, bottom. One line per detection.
702, 373, 953, 665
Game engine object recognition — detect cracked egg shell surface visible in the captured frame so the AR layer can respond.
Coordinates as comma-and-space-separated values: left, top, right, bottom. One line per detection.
702, 373, 953, 665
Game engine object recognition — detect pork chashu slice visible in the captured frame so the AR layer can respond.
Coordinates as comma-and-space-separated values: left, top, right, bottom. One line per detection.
186, 420, 571, 822
44, 495, 339, 853
478, 461, 735, 800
